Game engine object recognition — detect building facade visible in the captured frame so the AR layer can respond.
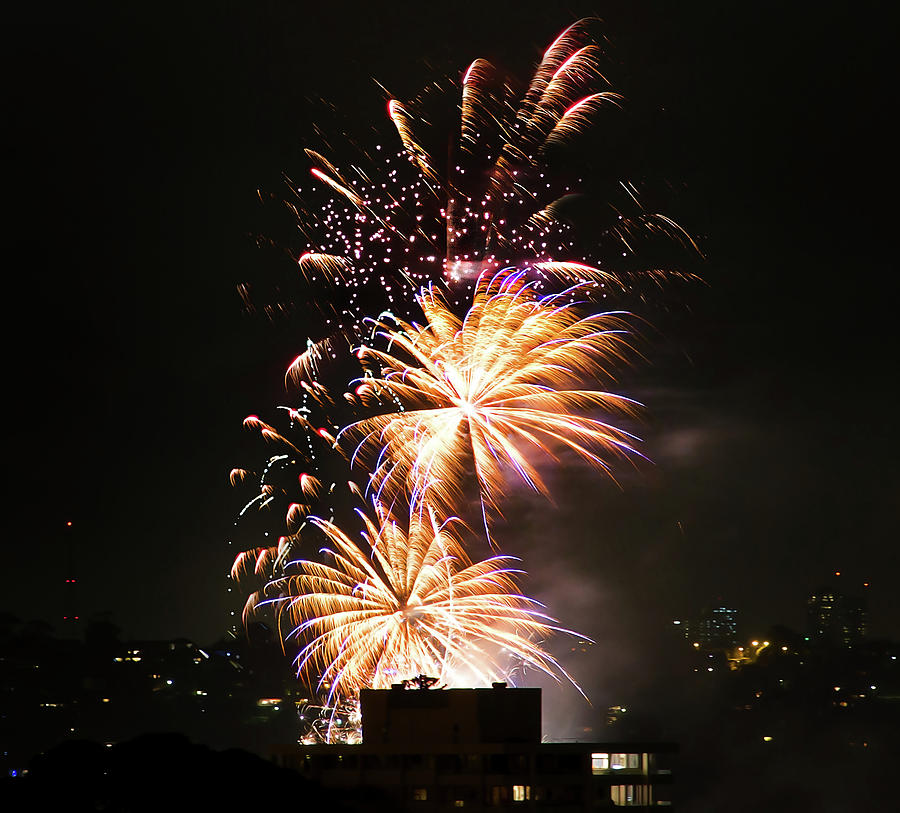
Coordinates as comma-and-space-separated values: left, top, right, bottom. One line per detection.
272, 683, 675, 810
807, 586, 867, 648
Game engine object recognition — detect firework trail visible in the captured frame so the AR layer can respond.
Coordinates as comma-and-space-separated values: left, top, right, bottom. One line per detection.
226, 398, 379, 631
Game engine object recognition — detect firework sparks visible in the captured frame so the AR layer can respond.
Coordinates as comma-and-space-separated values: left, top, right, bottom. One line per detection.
241, 17, 690, 338
342, 267, 642, 522
228, 407, 350, 616
268, 501, 576, 703
299, 698, 362, 745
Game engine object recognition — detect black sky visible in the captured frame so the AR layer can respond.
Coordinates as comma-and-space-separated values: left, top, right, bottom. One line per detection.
5, 0, 896, 657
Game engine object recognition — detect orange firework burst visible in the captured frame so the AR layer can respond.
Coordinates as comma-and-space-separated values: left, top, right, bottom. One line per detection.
269, 501, 574, 702
343, 267, 643, 521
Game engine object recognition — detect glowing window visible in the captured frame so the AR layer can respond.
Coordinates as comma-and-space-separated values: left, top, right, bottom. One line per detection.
513, 785, 530, 802
591, 753, 609, 772
412, 788, 427, 801
611, 784, 636, 805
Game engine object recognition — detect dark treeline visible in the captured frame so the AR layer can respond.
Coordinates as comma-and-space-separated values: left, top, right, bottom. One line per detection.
1, 732, 346, 812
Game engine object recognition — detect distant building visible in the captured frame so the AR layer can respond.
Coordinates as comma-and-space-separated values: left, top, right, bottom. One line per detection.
807, 582, 867, 648
695, 606, 738, 649
272, 682, 676, 810
674, 605, 738, 650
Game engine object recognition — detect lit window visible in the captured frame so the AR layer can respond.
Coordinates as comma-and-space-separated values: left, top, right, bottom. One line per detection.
627, 754, 640, 770
412, 788, 427, 801
513, 785, 530, 802
454, 802, 465, 808
611, 785, 635, 805
611, 754, 627, 770
591, 753, 609, 772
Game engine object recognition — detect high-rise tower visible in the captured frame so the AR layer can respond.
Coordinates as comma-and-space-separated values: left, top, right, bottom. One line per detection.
807, 573, 868, 648
61, 520, 81, 626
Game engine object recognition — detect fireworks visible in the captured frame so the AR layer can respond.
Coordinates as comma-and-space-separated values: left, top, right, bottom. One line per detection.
267, 501, 573, 702
343, 267, 642, 523
240, 17, 694, 342
228, 19, 695, 738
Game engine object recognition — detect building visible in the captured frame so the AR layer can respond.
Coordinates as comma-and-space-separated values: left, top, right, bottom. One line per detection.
694, 606, 738, 649
272, 682, 675, 810
673, 605, 738, 650
807, 581, 868, 648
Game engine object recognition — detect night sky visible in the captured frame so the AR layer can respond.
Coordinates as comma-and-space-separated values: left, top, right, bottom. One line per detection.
6, 0, 896, 675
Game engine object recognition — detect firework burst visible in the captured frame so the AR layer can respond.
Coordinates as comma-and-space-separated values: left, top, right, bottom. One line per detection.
342, 267, 643, 524
240, 17, 695, 344
264, 500, 575, 703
